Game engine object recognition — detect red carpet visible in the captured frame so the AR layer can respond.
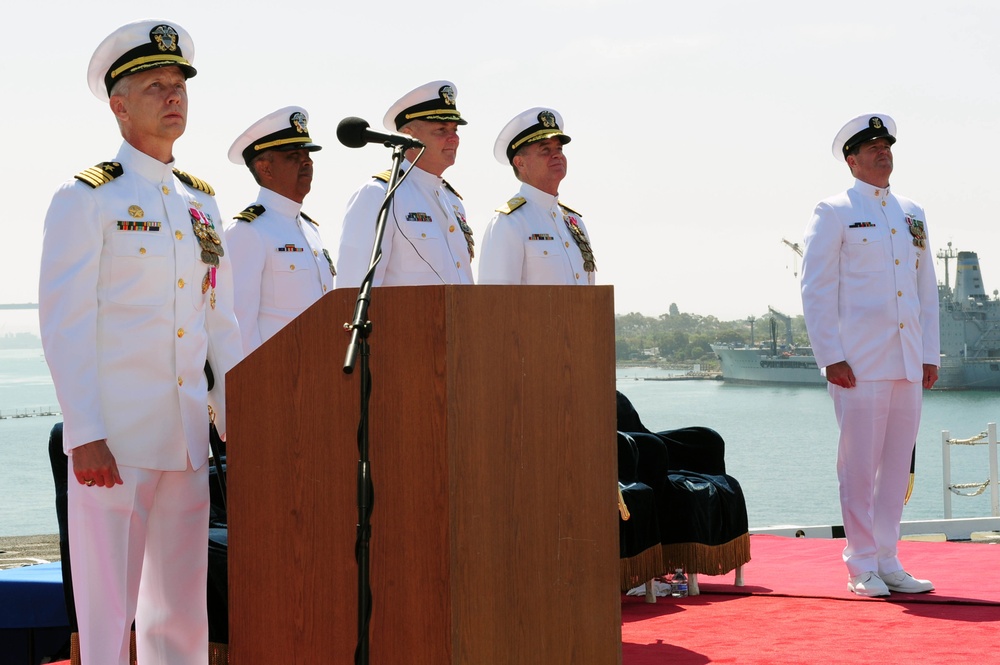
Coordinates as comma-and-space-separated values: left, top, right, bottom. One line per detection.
693, 534, 1000, 604
46, 536, 1000, 664
622, 534, 1000, 664
622, 594, 1000, 664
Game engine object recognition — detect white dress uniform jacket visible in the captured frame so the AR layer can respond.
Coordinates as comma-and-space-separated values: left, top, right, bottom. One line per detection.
801, 179, 940, 382
225, 187, 335, 354
478, 182, 595, 286
335, 161, 475, 288
39, 141, 243, 470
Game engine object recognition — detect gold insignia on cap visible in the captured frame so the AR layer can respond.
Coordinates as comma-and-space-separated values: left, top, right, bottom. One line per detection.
871, 117, 883, 129
539, 111, 557, 129
440, 85, 456, 106
150, 25, 180, 53
291, 112, 308, 134
128, 205, 144, 219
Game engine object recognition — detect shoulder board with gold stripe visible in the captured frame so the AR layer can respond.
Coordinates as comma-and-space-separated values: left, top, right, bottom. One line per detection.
496, 196, 527, 215
442, 179, 462, 200
173, 169, 216, 196
301, 211, 318, 226
233, 204, 265, 223
558, 202, 582, 217
74, 162, 124, 189
372, 170, 391, 183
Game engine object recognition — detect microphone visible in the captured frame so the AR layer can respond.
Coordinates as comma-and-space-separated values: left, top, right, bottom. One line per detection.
337, 116, 424, 150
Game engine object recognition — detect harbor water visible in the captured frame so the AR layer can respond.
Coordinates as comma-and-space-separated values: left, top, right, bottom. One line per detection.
1, 349, 997, 537
617, 366, 999, 529
1, 346, 62, 537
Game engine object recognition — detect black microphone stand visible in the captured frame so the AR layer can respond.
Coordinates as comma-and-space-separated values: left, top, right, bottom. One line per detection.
342, 143, 412, 665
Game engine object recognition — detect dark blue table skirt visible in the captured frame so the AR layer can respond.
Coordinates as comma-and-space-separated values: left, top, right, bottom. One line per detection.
0, 562, 70, 664
0, 563, 68, 628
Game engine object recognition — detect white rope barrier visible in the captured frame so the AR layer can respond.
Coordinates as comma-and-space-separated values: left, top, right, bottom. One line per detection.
948, 481, 990, 497
942, 423, 999, 518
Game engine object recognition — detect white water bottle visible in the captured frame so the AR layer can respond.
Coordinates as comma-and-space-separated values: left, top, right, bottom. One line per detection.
670, 568, 688, 598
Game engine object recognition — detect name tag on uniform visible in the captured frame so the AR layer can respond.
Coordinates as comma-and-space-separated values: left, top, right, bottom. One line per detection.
528, 234, 554, 241
276, 244, 304, 252
848, 222, 875, 228
117, 221, 161, 231
406, 212, 432, 222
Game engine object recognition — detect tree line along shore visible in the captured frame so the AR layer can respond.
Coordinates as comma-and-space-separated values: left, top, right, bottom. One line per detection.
616, 304, 809, 366
4, 305, 814, 368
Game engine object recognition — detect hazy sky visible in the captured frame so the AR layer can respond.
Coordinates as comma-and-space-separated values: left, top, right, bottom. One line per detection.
3, 0, 998, 332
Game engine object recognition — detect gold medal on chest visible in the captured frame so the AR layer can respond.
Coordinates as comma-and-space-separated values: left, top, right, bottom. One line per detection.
128, 205, 144, 219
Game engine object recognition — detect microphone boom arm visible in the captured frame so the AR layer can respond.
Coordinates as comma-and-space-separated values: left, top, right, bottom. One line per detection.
341, 141, 420, 665
343, 144, 412, 372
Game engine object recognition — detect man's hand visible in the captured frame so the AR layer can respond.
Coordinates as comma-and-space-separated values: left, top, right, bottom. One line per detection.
825, 361, 856, 388
922, 363, 939, 390
72, 439, 124, 488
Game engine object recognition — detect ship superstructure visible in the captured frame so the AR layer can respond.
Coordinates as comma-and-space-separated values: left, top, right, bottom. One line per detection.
713, 244, 1000, 390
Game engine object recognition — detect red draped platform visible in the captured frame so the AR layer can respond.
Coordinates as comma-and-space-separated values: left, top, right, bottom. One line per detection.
622, 534, 1000, 664
31, 534, 1000, 664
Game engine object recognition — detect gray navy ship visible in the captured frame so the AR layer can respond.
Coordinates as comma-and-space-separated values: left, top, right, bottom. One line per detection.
712, 246, 1000, 390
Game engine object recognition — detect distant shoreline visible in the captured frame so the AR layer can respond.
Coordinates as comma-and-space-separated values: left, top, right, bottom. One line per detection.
0, 407, 60, 419
0, 534, 60, 569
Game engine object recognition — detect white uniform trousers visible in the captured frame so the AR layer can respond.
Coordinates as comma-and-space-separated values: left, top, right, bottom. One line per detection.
830, 379, 921, 577
68, 462, 210, 665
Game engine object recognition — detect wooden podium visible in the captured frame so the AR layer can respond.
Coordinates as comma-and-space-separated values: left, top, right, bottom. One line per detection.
227, 285, 620, 664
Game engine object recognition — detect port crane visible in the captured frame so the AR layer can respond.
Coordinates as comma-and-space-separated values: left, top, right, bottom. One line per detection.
781, 238, 803, 277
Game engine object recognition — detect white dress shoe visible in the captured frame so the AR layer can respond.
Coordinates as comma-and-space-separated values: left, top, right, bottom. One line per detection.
848, 571, 890, 597
880, 570, 934, 593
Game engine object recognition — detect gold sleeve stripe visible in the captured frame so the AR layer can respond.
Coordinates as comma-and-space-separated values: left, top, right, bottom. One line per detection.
173, 169, 216, 196
74, 162, 124, 189
442, 179, 462, 200
559, 201, 582, 216
496, 197, 526, 215
233, 204, 265, 222
76, 167, 113, 188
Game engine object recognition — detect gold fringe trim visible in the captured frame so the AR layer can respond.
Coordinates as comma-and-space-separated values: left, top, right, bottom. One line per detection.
209, 641, 230, 664
661, 533, 751, 576
620, 544, 665, 592
71, 631, 228, 664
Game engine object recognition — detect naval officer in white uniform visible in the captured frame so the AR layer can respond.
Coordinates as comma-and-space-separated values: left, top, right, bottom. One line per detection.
479, 107, 595, 285
800, 114, 939, 598
38, 19, 243, 664
335, 80, 475, 287
225, 107, 335, 354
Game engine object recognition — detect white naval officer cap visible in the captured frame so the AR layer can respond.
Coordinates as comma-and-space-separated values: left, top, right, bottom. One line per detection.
832, 113, 896, 163
382, 80, 468, 132
88, 19, 197, 102
228, 107, 323, 166
494, 107, 571, 164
